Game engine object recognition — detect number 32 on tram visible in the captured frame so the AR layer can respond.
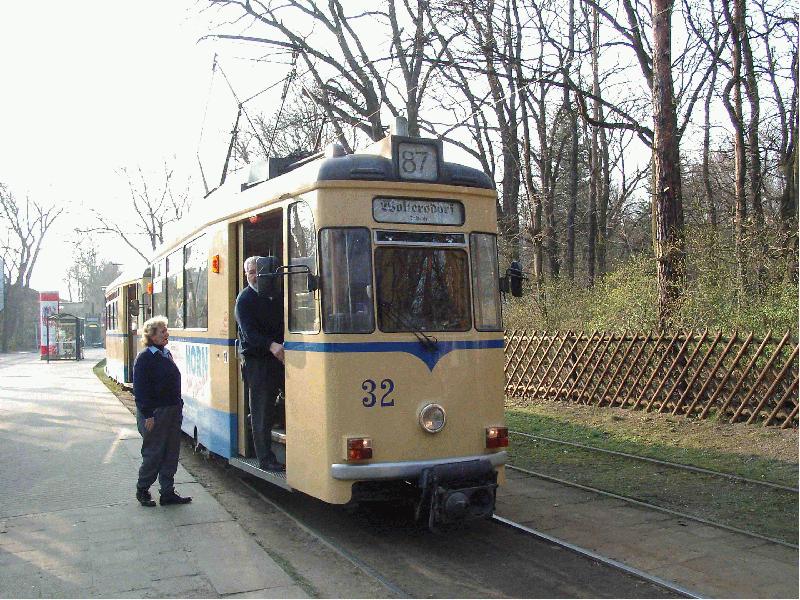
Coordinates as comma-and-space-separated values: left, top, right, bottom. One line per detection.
133, 121, 518, 529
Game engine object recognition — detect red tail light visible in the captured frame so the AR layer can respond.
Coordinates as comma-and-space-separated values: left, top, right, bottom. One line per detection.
347, 437, 373, 461
486, 427, 509, 449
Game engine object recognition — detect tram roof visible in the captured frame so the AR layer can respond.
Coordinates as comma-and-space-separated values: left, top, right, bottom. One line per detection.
105, 266, 150, 292
149, 135, 496, 263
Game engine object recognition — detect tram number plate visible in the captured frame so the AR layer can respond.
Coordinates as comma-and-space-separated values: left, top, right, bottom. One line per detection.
397, 142, 438, 181
362, 378, 395, 407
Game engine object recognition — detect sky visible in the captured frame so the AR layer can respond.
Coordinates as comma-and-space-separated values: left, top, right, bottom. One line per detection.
0, 1, 240, 296
0, 1, 488, 299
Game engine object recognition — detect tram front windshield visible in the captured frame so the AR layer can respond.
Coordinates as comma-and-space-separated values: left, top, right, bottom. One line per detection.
375, 247, 471, 332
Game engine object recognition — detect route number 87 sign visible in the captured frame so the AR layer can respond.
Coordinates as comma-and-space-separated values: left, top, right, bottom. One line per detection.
397, 142, 438, 182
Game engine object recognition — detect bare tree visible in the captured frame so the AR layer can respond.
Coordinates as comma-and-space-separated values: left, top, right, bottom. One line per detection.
0, 183, 64, 352
79, 163, 191, 263
203, 0, 444, 147
63, 240, 121, 316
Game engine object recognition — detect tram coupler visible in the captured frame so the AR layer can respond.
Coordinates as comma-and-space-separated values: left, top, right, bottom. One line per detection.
416, 459, 498, 530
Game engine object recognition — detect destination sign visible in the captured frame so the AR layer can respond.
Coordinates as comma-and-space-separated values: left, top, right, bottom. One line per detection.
396, 141, 438, 181
373, 198, 464, 226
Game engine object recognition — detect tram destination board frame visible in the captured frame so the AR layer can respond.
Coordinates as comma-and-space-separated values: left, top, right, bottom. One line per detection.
391, 135, 444, 183
373, 197, 465, 226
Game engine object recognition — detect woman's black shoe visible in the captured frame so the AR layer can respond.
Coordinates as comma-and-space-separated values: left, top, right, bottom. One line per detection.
136, 488, 156, 507
160, 490, 193, 505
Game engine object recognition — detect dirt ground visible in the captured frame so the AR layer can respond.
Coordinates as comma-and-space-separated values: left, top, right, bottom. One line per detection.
506, 396, 799, 464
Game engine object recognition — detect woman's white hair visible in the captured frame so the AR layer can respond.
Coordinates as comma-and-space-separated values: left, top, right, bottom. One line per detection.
141, 316, 168, 346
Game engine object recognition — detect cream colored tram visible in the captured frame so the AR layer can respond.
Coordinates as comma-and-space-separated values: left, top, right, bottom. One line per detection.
103, 270, 146, 385
108, 125, 512, 527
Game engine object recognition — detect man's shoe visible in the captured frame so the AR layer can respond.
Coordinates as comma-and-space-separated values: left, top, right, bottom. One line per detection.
259, 460, 285, 472
160, 490, 192, 505
136, 488, 156, 507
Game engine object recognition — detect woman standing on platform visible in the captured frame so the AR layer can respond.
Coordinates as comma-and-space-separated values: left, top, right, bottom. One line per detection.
133, 316, 192, 507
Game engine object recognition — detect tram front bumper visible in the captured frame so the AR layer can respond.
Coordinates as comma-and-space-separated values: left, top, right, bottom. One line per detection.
330, 451, 507, 481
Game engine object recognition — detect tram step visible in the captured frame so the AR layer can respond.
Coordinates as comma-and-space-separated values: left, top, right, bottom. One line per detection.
229, 457, 291, 491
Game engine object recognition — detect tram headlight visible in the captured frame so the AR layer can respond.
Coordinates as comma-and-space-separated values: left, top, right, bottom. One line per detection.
419, 404, 446, 433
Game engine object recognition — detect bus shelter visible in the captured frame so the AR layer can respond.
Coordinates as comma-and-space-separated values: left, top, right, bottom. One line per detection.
45, 313, 84, 362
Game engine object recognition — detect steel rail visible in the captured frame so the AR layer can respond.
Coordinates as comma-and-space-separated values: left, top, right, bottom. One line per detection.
506, 464, 799, 549
491, 515, 703, 599
509, 430, 799, 492
237, 476, 412, 599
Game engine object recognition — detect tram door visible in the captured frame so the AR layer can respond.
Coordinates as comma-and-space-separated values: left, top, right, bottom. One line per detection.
126, 284, 139, 380
236, 209, 283, 459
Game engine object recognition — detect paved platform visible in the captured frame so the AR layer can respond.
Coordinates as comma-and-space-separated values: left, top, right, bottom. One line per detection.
0, 350, 307, 598
496, 469, 799, 598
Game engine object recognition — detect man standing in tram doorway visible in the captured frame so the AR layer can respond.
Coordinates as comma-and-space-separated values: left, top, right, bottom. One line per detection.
235, 256, 285, 471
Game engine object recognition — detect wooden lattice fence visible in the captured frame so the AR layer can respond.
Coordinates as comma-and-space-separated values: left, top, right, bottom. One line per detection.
504, 330, 799, 428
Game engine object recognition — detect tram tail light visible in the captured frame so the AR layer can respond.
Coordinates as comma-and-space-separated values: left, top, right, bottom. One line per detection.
346, 437, 373, 461
146, 282, 153, 294
211, 254, 220, 273
486, 427, 509, 449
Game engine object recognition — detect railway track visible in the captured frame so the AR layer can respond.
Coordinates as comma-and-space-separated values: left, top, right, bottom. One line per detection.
509, 430, 798, 492
507, 430, 798, 549
237, 472, 689, 598
491, 515, 700, 599
238, 476, 413, 598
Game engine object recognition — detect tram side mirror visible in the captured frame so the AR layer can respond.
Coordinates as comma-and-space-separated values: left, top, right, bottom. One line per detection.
256, 256, 282, 299
506, 261, 525, 297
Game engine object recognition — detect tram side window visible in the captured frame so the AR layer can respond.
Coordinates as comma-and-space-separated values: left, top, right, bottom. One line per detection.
152, 260, 166, 317
166, 250, 184, 329
320, 228, 374, 333
469, 233, 502, 331
184, 236, 208, 329
288, 201, 319, 333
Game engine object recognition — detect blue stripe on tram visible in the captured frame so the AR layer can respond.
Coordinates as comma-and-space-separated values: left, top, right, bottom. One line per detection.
283, 339, 504, 371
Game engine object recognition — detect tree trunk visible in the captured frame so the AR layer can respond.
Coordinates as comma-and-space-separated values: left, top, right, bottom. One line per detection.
588, 4, 600, 285
1, 283, 19, 353
780, 117, 798, 283
739, 0, 766, 288
651, 0, 686, 325
564, 0, 577, 281
702, 65, 718, 228
722, 0, 749, 295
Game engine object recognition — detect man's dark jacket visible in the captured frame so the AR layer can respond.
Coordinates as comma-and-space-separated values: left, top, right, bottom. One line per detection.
133, 347, 182, 419
234, 285, 284, 364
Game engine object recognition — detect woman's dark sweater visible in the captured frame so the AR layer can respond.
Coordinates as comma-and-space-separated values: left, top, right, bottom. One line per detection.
133, 346, 182, 419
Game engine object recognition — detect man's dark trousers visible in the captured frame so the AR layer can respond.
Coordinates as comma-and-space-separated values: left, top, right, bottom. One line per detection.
136, 405, 183, 493
242, 355, 284, 465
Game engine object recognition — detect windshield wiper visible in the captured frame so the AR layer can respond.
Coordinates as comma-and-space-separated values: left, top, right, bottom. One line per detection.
379, 301, 439, 352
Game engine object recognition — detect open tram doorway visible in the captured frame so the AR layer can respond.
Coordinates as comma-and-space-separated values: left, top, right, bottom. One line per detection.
235, 209, 287, 476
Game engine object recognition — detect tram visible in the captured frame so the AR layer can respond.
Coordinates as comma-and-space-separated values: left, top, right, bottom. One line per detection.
104, 270, 144, 385
105, 120, 518, 527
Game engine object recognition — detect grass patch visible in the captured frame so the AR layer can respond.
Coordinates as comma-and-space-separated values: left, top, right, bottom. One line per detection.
93, 359, 123, 393
93, 359, 137, 414
506, 399, 799, 544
